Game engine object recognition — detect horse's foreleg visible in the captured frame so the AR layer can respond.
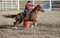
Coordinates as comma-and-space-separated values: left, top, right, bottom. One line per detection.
31, 21, 37, 27
34, 22, 37, 26
33, 21, 37, 26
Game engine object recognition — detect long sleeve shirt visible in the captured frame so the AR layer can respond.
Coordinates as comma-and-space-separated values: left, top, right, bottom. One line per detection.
25, 3, 33, 10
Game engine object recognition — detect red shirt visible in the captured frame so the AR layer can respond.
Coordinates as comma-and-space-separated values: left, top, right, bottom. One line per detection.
25, 3, 33, 10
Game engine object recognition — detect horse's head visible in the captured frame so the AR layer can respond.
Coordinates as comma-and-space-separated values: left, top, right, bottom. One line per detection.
36, 5, 44, 12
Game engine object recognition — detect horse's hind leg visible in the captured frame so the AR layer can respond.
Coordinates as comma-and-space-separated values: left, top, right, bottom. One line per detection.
13, 21, 19, 27
13, 21, 20, 29
13, 18, 23, 29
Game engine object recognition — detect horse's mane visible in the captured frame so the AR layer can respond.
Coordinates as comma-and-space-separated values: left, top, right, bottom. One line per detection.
30, 5, 40, 13
31, 6, 37, 12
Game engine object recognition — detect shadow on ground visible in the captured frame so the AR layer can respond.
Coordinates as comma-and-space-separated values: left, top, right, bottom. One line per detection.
0, 23, 60, 30
0, 25, 23, 29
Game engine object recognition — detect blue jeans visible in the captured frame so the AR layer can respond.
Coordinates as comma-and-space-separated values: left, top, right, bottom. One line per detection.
24, 9, 29, 17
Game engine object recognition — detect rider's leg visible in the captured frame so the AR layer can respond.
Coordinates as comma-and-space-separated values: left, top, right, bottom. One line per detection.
25, 9, 29, 19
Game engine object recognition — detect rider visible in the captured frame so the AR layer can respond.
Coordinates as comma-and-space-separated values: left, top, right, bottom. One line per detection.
24, 1, 34, 19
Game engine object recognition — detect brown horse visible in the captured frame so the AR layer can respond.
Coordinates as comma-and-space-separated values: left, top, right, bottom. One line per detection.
14, 5, 44, 27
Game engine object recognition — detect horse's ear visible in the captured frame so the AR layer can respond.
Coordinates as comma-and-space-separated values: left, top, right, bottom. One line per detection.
37, 5, 40, 7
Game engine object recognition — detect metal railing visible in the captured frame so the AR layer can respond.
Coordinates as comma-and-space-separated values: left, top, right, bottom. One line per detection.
0, 0, 18, 11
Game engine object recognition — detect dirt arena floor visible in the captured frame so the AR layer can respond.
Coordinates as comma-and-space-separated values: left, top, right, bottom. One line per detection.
0, 10, 60, 38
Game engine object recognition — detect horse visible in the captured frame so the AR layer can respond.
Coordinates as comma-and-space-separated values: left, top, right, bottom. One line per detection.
13, 5, 44, 27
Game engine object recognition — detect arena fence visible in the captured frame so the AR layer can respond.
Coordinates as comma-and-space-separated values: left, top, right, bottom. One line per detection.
0, 0, 52, 11
0, 0, 19, 11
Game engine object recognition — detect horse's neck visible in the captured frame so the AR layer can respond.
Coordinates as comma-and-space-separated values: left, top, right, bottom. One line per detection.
35, 10, 38, 13
32, 9, 38, 14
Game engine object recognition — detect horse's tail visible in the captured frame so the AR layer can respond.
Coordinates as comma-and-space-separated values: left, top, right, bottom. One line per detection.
10, 15, 17, 18
3, 14, 17, 18
10, 12, 24, 18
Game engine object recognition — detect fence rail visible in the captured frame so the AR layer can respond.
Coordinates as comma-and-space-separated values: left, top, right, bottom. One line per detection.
0, 0, 51, 11
0, 0, 18, 11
